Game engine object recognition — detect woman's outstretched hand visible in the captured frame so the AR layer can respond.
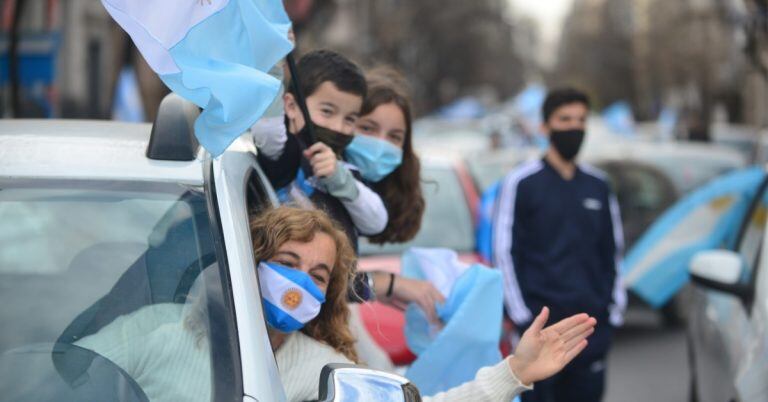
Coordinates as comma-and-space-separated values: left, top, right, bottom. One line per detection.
507, 307, 597, 385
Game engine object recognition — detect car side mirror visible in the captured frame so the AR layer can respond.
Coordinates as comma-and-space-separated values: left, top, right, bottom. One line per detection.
689, 250, 753, 305
317, 363, 421, 402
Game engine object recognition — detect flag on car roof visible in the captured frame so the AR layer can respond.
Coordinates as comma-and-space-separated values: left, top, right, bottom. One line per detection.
101, 0, 293, 156
623, 166, 764, 307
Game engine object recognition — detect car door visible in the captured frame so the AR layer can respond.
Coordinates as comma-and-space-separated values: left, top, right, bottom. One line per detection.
211, 140, 285, 402
730, 184, 768, 401
689, 174, 768, 402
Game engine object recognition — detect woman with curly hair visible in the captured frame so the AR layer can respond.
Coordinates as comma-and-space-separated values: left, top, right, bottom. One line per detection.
74, 206, 360, 402
250, 206, 360, 378
254, 206, 597, 401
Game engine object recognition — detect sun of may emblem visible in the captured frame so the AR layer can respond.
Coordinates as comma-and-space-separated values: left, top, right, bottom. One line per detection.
281, 288, 303, 310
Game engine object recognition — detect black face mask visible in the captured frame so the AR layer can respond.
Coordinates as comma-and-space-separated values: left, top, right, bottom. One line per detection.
549, 129, 585, 161
298, 124, 354, 159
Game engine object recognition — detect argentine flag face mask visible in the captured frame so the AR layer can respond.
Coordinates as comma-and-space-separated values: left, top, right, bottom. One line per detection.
258, 261, 326, 333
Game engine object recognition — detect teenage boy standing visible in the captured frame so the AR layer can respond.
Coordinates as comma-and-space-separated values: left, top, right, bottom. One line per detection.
492, 88, 625, 402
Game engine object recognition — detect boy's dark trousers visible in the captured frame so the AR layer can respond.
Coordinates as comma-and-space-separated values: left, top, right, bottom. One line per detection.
519, 313, 613, 402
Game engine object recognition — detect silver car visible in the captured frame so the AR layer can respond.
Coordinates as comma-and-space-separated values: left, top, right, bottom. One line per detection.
688, 168, 768, 402
0, 95, 418, 402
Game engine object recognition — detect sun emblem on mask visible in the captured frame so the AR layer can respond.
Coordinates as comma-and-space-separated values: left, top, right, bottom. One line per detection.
281, 288, 303, 310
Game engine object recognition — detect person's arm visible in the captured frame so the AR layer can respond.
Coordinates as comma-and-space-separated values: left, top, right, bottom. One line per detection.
338, 180, 388, 235
370, 272, 445, 323
492, 171, 532, 326
256, 131, 301, 191
306, 143, 389, 235
250, 116, 287, 160
605, 191, 627, 327
422, 308, 596, 402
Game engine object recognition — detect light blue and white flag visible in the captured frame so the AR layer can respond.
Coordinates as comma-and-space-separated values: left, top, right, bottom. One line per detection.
602, 101, 636, 137
401, 248, 504, 397
258, 262, 325, 332
623, 166, 764, 307
102, 0, 293, 156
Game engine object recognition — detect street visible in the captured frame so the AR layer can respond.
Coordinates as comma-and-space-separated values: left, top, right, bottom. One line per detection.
605, 308, 689, 402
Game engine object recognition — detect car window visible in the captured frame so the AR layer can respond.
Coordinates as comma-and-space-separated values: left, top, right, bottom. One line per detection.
360, 166, 474, 255
0, 182, 237, 402
737, 184, 768, 277
246, 168, 274, 217
466, 155, 524, 193
646, 155, 741, 195
597, 162, 677, 249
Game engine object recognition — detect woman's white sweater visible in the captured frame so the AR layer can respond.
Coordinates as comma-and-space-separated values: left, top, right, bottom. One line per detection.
276, 332, 531, 402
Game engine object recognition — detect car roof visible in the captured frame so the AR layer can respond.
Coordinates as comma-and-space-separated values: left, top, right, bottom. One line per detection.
0, 119, 206, 185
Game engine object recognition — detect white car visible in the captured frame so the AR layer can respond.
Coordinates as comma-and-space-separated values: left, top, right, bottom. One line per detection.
0, 95, 418, 402
687, 168, 768, 402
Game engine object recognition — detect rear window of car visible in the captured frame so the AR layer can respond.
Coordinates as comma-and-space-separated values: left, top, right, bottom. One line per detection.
360, 166, 474, 256
0, 181, 236, 402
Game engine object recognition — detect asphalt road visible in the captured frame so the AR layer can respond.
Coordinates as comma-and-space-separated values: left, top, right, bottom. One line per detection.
604, 308, 689, 402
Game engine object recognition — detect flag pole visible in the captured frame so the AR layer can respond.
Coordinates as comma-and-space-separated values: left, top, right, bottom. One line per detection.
285, 52, 316, 145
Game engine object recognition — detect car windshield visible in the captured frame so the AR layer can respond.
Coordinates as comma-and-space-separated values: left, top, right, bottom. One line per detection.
360, 166, 474, 255
466, 158, 516, 193
646, 155, 742, 194
0, 181, 236, 402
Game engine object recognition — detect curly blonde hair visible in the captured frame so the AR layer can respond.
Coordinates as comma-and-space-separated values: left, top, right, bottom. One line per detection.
249, 206, 359, 363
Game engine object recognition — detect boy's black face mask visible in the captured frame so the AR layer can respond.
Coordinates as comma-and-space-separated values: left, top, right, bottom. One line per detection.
285, 53, 353, 158
549, 129, 585, 161
298, 123, 353, 158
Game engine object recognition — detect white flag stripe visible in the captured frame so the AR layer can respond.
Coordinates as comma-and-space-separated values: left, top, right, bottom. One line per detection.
102, 1, 179, 74
258, 264, 322, 324
101, 0, 229, 74
105, 0, 229, 47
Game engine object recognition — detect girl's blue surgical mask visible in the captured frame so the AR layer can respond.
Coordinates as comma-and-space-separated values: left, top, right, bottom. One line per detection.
345, 134, 404, 182
258, 261, 326, 333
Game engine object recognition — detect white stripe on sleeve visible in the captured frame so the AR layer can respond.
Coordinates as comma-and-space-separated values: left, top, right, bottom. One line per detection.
608, 193, 627, 326
492, 161, 543, 325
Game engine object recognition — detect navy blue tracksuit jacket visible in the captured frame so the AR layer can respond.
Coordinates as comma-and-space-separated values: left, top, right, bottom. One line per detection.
492, 158, 626, 358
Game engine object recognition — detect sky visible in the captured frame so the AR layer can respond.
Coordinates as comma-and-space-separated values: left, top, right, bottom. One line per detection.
508, 0, 575, 67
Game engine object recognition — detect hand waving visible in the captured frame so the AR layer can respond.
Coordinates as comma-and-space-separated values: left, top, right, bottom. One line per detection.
507, 307, 596, 385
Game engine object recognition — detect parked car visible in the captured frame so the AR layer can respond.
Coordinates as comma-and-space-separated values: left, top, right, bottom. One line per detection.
0, 95, 419, 402
687, 169, 768, 402
357, 157, 482, 365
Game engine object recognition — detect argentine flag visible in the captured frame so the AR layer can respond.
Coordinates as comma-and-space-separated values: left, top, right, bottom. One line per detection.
623, 166, 764, 307
102, 0, 293, 156
401, 248, 504, 397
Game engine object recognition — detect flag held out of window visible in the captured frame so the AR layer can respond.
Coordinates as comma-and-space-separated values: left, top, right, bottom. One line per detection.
101, 0, 293, 156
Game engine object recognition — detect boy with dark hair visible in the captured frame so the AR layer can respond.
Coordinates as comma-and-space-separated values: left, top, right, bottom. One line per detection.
253, 49, 388, 251
541, 88, 591, 123
492, 87, 625, 402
